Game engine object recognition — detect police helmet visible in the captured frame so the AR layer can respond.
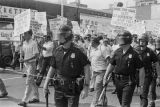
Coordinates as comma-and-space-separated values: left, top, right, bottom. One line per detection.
58, 25, 73, 42
139, 33, 149, 46
117, 31, 132, 46
155, 38, 160, 50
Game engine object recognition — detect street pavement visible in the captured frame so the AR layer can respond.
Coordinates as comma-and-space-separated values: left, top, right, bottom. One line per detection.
0, 68, 160, 107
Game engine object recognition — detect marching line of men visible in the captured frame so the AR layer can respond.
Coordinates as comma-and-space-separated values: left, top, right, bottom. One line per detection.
0, 25, 160, 107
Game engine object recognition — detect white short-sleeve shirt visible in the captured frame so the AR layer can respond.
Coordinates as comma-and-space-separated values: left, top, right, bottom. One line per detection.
22, 39, 39, 62
89, 45, 111, 72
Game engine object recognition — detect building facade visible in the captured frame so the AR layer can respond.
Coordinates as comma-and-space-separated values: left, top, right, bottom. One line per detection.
136, 0, 157, 6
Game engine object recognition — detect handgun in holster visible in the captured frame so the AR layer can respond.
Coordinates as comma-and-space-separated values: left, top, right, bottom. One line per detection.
76, 76, 85, 93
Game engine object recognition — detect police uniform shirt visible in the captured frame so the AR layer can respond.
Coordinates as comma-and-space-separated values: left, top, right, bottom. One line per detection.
139, 47, 157, 74
50, 43, 90, 78
110, 46, 143, 75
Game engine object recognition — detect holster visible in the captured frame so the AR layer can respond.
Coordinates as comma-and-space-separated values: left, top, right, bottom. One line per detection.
53, 76, 84, 95
76, 76, 85, 93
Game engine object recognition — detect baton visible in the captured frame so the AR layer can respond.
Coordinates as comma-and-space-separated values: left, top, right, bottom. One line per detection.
45, 86, 50, 107
98, 74, 112, 101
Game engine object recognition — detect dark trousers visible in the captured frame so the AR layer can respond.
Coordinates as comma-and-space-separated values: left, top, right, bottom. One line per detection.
36, 56, 51, 86
115, 77, 136, 107
149, 78, 157, 101
54, 78, 81, 107
54, 91, 80, 107
140, 76, 156, 107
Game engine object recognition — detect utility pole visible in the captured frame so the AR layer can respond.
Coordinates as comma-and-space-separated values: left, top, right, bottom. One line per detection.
61, 0, 64, 17
77, 0, 80, 24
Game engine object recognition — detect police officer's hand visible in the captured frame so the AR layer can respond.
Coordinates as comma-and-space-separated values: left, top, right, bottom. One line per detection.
80, 86, 89, 99
157, 78, 160, 87
43, 85, 50, 96
19, 58, 24, 63
103, 75, 107, 86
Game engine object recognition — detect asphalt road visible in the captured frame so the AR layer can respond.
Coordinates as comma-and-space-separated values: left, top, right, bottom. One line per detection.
0, 68, 160, 107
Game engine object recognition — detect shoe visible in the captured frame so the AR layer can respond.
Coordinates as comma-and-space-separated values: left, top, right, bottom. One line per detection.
149, 102, 155, 107
111, 90, 117, 94
0, 92, 8, 98
22, 74, 27, 77
18, 101, 27, 107
28, 98, 40, 103
90, 88, 94, 92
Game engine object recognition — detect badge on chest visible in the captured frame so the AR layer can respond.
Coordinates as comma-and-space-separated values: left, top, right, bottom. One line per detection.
71, 53, 75, 59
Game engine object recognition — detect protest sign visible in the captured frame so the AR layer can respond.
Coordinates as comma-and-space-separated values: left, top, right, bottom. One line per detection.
14, 9, 31, 36
145, 20, 160, 36
35, 12, 47, 35
71, 21, 81, 35
127, 20, 146, 35
111, 7, 136, 28
30, 20, 43, 37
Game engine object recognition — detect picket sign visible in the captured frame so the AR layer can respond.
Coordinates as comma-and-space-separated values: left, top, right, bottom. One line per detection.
71, 21, 81, 35
111, 7, 136, 28
14, 9, 32, 36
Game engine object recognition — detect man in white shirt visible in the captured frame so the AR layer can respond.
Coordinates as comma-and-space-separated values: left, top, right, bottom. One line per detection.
88, 37, 111, 107
18, 30, 39, 107
36, 35, 54, 87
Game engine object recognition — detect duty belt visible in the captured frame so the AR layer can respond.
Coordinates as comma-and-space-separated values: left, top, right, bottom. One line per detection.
115, 74, 129, 80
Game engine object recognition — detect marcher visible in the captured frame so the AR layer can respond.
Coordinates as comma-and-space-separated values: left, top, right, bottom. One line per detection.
88, 37, 111, 107
18, 30, 40, 107
36, 34, 54, 87
136, 34, 158, 107
103, 31, 145, 107
43, 25, 90, 107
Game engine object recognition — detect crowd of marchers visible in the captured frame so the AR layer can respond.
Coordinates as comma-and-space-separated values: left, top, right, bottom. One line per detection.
0, 25, 160, 107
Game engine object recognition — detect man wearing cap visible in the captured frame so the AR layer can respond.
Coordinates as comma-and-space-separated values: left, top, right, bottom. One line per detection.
18, 30, 40, 107
103, 31, 145, 107
43, 25, 90, 107
36, 34, 54, 87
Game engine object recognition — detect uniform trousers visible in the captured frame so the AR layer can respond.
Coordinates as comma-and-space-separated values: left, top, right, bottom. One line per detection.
54, 91, 80, 107
22, 61, 39, 102
115, 76, 136, 107
54, 79, 81, 107
140, 76, 156, 107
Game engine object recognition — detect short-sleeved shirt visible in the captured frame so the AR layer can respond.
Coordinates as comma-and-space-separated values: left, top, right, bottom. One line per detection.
22, 39, 39, 62
88, 44, 111, 72
138, 47, 157, 74
110, 46, 143, 76
50, 42, 90, 78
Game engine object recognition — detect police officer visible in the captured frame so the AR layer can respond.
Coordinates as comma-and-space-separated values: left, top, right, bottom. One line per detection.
148, 38, 160, 107
137, 34, 158, 107
103, 31, 145, 107
43, 25, 90, 107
